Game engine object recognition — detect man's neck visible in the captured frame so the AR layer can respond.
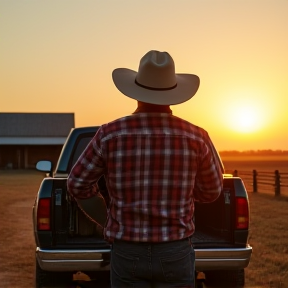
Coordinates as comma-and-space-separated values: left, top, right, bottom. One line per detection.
133, 101, 172, 114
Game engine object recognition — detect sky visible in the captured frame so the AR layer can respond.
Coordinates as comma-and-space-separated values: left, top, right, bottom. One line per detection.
1, 0, 287, 151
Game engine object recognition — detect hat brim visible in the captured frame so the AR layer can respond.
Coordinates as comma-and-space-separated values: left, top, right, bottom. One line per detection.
112, 68, 200, 105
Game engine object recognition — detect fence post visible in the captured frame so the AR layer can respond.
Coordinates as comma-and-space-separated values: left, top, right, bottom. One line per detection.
233, 170, 238, 177
275, 170, 280, 196
253, 170, 258, 192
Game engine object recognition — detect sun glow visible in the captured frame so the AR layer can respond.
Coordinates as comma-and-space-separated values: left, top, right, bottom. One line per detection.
232, 105, 261, 132
221, 90, 268, 134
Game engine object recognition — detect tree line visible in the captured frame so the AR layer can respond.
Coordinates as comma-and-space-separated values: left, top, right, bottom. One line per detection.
219, 150, 288, 156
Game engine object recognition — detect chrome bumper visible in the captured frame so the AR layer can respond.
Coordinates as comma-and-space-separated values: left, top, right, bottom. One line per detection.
36, 245, 252, 272
195, 246, 252, 270
36, 247, 111, 272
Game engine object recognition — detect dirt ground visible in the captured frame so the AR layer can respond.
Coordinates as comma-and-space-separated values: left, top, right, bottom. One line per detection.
0, 170, 288, 288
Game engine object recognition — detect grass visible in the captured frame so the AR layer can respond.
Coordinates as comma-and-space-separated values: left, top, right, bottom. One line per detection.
0, 170, 288, 287
245, 192, 288, 288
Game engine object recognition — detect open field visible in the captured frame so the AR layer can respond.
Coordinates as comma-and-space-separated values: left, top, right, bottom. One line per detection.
0, 170, 43, 287
222, 157, 288, 173
0, 168, 288, 288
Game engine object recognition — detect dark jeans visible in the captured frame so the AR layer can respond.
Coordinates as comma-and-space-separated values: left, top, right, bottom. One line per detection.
111, 238, 195, 288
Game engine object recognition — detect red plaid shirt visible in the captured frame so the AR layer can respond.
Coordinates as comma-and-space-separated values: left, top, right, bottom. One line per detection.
67, 112, 223, 242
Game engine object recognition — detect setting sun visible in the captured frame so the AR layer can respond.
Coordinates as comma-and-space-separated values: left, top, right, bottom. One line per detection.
220, 89, 269, 134
232, 105, 261, 133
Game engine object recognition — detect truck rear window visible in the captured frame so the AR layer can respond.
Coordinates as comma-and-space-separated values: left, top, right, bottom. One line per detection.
71, 137, 93, 168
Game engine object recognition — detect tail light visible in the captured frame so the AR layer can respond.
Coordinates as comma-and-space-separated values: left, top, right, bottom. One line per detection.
235, 197, 249, 229
37, 198, 51, 230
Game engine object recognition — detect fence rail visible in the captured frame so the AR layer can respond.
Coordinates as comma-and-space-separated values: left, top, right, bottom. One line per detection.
226, 169, 288, 196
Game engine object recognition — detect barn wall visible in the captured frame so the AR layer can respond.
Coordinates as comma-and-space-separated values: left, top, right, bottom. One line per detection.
0, 145, 63, 169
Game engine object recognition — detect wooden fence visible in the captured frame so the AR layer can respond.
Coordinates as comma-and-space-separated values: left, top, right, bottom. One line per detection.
227, 170, 288, 196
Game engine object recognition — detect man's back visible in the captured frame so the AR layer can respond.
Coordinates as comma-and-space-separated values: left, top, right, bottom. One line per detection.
94, 112, 223, 242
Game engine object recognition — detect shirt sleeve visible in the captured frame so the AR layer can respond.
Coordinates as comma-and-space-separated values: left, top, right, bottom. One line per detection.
67, 128, 105, 199
193, 133, 224, 203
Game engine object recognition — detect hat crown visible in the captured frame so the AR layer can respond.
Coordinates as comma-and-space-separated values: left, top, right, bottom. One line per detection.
135, 51, 177, 89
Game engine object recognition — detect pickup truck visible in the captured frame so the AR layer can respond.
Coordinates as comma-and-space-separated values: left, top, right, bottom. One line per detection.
33, 126, 252, 288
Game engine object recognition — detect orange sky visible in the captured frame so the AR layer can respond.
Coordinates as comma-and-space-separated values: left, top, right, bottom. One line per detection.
0, 1, 287, 151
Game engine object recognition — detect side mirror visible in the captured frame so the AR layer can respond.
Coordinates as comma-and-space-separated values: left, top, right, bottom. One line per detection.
36, 161, 53, 175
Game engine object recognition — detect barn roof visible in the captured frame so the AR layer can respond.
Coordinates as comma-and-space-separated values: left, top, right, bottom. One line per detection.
0, 113, 75, 145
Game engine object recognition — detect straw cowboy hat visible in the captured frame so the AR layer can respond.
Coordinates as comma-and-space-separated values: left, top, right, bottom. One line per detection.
112, 50, 200, 105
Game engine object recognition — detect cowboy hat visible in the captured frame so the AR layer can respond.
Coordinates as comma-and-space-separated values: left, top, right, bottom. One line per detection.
112, 50, 200, 105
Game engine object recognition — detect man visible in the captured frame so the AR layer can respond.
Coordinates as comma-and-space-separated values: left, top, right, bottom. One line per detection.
67, 50, 224, 287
